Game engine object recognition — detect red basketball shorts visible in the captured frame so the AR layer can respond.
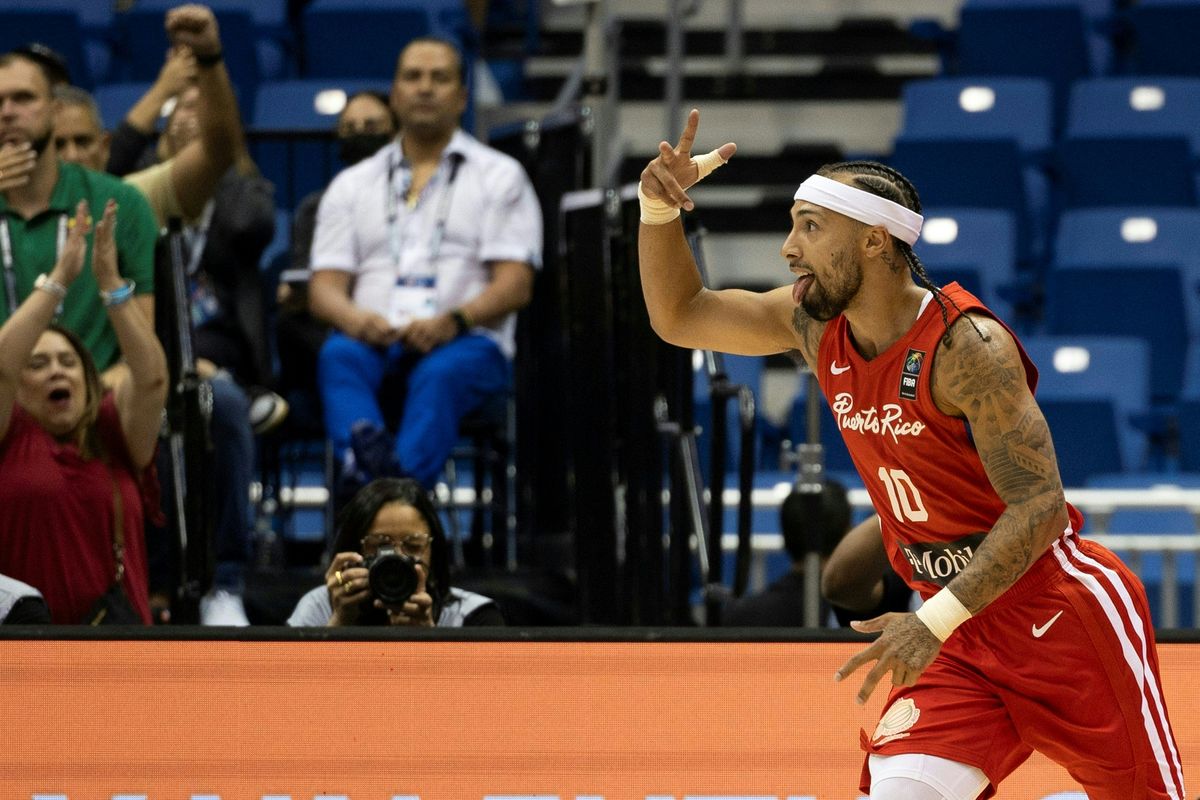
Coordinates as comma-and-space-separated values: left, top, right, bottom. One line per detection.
858, 534, 1186, 800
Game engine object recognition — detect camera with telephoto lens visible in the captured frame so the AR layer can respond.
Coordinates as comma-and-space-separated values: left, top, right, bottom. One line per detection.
362, 546, 420, 606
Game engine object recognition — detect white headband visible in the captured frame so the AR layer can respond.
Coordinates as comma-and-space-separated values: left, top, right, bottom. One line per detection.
793, 174, 924, 246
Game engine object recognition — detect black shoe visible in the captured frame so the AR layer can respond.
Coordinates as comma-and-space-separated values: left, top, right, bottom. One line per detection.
349, 420, 403, 481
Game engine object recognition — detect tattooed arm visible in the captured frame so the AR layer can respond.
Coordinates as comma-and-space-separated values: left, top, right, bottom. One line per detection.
932, 312, 1069, 613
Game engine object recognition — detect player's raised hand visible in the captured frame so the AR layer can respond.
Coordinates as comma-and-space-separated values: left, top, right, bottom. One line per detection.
640, 108, 736, 212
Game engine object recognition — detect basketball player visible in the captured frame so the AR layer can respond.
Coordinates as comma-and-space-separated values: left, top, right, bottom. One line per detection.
636, 108, 1186, 800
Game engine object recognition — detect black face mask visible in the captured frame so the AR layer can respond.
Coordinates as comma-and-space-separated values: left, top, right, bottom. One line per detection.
337, 132, 392, 166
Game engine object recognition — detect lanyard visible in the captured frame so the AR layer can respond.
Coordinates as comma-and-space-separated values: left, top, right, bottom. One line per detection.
385, 151, 464, 271
1, 213, 67, 316
184, 200, 216, 277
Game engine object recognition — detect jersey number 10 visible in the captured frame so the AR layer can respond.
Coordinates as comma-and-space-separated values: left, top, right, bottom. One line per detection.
877, 467, 929, 523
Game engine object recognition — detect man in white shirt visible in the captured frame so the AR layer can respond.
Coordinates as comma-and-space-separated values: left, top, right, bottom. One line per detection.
309, 37, 541, 495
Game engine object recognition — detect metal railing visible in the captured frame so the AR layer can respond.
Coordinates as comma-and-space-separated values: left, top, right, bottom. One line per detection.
718, 483, 1200, 628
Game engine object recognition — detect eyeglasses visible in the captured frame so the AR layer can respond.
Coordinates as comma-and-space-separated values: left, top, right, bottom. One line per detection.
360, 533, 432, 556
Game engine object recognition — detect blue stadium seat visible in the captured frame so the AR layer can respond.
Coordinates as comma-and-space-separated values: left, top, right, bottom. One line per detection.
1066, 78, 1200, 149
1129, 0, 1200, 75
250, 78, 391, 210
890, 139, 1044, 263
0, 8, 93, 88
61, 0, 117, 83
1059, 78, 1200, 208
894, 78, 1054, 261
93, 82, 154, 132
251, 79, 390, 131
900, 77, 1055, 157
1022, 335, 1152, 481
915, 207, 1019, 322
1044, 264, 1188, 404
1054, 207, 1200, 396
115, 0, 292, 81
1178, 400, 1200, 471
301, 0, 472, 80
954, 0, 1110, 122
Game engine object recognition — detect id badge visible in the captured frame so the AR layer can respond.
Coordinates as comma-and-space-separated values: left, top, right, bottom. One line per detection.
389, 276, 437, 328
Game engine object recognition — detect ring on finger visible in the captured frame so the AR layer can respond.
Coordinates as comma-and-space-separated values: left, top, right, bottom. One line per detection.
334, 569, 344, 586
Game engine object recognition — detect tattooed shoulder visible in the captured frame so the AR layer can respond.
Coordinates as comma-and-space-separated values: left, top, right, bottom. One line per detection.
933, 313, 1025, 416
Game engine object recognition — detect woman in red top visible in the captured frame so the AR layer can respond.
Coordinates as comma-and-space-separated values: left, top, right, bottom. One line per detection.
0, 199, 167, 623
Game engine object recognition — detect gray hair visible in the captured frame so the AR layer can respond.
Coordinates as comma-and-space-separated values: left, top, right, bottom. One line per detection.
53, 84, 105, 132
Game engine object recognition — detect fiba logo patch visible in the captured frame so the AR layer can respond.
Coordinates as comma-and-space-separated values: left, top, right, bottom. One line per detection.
898, 348, 926, 401
873, 697, 921, 746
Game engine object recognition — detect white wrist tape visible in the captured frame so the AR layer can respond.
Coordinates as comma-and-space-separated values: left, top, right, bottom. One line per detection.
693, 147, 729, 181
638, 181, 681, 225
915, 587, 972, 642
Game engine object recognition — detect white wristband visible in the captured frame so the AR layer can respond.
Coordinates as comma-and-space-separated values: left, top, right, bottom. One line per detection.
638, 181, 681, 225
914, 587, 972, 642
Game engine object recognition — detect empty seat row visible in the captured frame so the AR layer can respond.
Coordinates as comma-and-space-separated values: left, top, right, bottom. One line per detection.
891, 75, 1200, 266
0, 0, 475, 93
940, 0, 1200, 113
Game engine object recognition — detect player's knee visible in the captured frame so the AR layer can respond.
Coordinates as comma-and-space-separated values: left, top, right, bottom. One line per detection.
869, 753, 988, 800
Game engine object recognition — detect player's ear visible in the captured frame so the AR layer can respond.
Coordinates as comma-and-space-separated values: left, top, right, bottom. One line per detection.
862, 223, 890, 258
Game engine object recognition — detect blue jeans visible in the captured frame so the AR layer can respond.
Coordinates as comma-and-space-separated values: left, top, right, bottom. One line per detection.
209, 375, 254, 590
318, 332, 509, 489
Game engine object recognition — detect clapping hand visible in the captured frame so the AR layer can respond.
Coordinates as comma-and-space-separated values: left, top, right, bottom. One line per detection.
91, 199, 122, 293
48, 201, 91, 287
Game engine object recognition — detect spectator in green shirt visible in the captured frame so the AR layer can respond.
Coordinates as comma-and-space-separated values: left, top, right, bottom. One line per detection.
0, 50, 157, 379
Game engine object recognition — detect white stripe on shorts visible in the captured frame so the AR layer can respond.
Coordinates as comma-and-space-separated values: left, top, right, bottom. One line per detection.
1051, 535, 1185, 800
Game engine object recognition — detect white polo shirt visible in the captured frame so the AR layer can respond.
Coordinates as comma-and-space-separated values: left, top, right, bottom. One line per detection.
311, 129, 542, 359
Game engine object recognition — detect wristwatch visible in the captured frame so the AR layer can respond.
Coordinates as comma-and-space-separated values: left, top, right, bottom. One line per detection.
33, 273, 68, 300
451, 308, 472, 336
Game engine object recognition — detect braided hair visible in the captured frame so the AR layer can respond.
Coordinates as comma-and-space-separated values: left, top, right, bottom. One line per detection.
815, 160, 988, 346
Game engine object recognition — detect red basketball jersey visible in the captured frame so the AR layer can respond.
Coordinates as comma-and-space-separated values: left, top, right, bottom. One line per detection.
816, 283, 1085, 598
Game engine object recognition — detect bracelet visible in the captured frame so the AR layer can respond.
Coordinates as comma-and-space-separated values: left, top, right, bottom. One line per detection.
637, 182, 681, 225
194, 50, 223, 68
914, 587, 972, 642
451, 308, 473, 336
100, 280, 136, 308
34, 273, 68, 300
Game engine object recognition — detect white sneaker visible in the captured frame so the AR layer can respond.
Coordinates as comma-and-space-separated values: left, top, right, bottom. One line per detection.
200, 588, 251, 626
248, 391, 290, 435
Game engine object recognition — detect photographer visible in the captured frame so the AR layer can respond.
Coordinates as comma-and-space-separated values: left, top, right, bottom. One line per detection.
287, 478, 503, 627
